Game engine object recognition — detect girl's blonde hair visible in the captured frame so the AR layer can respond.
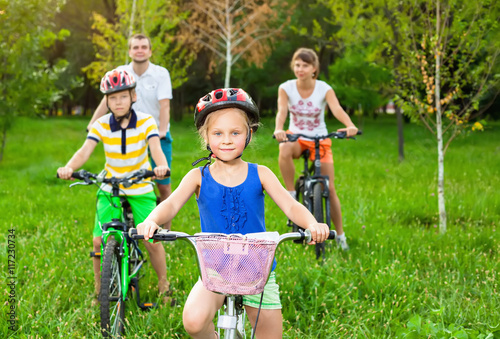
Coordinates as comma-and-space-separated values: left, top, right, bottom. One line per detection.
197, 108, 259, 149
290, 48, 320, 79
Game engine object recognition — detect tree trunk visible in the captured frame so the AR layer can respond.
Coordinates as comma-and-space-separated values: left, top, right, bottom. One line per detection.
224, 0, 231, 88
435, 1, 447, 233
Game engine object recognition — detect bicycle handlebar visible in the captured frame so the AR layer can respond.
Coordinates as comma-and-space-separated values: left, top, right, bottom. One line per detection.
129, 228, 336, 244
273, 130, 362, 143
57, 168, 170, 187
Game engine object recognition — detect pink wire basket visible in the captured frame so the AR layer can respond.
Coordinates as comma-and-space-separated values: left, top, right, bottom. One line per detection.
194, 234, 278, 295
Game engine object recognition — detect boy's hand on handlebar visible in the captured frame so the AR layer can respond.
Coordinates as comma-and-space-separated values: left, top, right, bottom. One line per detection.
338, 125, 358, 138
154, 165, 170, 179
57, 166, 74, 180
137, 220, 160, 241
273, 129, 288, 142
307, 222, 330, 244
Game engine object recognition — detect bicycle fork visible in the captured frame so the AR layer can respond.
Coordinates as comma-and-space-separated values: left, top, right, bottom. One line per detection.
217, 296, 246, 339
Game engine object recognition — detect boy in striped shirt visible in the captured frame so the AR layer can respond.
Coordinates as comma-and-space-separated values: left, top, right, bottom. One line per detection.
57, 69, 171, 305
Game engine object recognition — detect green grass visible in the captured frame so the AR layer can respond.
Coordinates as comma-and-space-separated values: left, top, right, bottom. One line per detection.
1, 115, 499, 338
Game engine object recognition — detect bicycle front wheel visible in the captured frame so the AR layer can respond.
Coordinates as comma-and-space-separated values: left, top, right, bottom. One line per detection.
312, 183, 326, 260
100, 237, 125, 337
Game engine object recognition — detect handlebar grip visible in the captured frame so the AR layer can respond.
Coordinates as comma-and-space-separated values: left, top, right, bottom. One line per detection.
328, 230, 336, 240
144, 170, 156, 178
71, 171, 86, 180
357, 130, 363, 135
129, 228, 143, 239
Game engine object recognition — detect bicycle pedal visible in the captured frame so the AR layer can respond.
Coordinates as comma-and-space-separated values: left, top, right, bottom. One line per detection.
89, 251, 101, 258
140, 302, 157, 310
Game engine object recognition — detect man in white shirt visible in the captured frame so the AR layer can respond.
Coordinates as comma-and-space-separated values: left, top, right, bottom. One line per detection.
88, 34, 174, 228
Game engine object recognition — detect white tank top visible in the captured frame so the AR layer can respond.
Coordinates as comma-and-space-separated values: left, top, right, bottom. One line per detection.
279, 79, 332, 138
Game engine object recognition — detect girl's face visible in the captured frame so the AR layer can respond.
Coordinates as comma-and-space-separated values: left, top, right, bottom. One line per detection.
206, 109, 249, 162
293, 58, 316, 80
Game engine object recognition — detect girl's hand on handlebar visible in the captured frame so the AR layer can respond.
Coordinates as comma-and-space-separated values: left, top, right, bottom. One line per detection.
57, 166, 74, 180
154, 165, 170, 179
273, 129, 288, 142
306, 222, 330, 244
137, 220, 160, 241
338, 125, 358, 138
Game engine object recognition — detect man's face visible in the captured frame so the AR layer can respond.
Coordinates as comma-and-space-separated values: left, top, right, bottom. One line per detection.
128, 38, 152, 63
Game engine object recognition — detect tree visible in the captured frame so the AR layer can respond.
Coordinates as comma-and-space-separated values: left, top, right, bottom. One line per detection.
397, 0, 500, 233
179, 0, 289, 88
0, 0, 72, 161
83, 0, 193, 91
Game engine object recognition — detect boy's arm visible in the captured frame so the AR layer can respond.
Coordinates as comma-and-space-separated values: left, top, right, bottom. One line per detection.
138, 169, 201, 240
325, 89, 358, 137
273, 87, 289, 141
258, 165, 330, 243
86, 98, 108, 131
148, 136, 169, 178
57, 139, 98, 179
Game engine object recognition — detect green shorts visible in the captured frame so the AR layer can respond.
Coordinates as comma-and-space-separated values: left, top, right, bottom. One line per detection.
243, 272, 282, 310
93, 190, 156, 237
150, 131, 172, 185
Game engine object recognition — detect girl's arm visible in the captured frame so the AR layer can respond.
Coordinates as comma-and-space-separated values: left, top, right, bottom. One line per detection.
325, 89, 358, 137
148, 136, 170, 178
258, 165, 329, 243
57, 139, 98, 179
273, 87, 289, 142
138, 168, 201, 240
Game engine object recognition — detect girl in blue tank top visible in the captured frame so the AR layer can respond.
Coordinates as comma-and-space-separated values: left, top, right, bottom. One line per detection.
137, 88, 329, 339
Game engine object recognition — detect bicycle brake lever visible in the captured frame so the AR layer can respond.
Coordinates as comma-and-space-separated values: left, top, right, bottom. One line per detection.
69, 181, 92, 188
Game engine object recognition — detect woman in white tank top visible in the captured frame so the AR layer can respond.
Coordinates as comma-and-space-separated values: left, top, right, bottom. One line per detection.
273, 48, 358, 251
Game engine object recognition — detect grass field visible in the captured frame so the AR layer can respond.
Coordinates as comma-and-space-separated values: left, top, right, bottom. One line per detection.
1, 115, 499, 338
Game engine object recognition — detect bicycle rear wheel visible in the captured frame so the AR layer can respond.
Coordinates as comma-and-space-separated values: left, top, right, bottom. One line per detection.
312, 183, 326, 260
100, 237, 125, 337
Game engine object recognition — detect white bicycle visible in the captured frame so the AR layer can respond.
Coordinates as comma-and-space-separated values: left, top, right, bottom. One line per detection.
130, 228, 335, 338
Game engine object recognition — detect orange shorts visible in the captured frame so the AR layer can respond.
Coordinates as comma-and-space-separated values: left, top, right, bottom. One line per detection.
296, 137, 333, 163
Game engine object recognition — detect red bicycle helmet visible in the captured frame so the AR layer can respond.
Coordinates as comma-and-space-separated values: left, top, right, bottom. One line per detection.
194, 88, 259, 131
100, 69, 136, 94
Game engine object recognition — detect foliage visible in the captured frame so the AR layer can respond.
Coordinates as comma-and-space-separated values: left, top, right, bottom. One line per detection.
397, 0, 500, 150
1, 116, 499, 337
0, 0, 76, 161
179, 0, 290, 87
83, 0, 193, 89
323, 49, 392, 115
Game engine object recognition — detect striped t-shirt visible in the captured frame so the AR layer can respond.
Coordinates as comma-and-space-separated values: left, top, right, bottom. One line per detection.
87, 110, 158, 195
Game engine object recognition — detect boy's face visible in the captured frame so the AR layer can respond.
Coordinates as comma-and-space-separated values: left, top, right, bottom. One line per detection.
129, 38, 152, 64
206, 109, 249, 162
107, 90, 136, 118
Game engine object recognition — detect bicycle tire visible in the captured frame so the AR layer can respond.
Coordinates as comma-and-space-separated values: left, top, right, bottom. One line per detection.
312, 183, 326, 260
292, 176, 305, 233
100, 237, 125, 337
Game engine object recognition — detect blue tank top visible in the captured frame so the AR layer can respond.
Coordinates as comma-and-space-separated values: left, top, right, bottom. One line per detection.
197, 163, 266, 234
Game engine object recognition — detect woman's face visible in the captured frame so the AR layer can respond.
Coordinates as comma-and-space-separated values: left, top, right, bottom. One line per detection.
293, 58, 316, 80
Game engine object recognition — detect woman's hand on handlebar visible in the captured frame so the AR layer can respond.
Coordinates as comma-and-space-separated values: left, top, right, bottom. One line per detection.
306, 222, 330, 244
337, 125, 358, 138
57, 166, 74, 180
273, 129, 288, 142
137, 220, 160, 241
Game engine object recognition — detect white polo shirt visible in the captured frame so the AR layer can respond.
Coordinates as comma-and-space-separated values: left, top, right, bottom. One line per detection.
118, 62, 173, 131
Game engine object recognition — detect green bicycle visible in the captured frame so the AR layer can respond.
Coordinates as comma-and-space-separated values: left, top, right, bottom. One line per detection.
66, 168, 168, 337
